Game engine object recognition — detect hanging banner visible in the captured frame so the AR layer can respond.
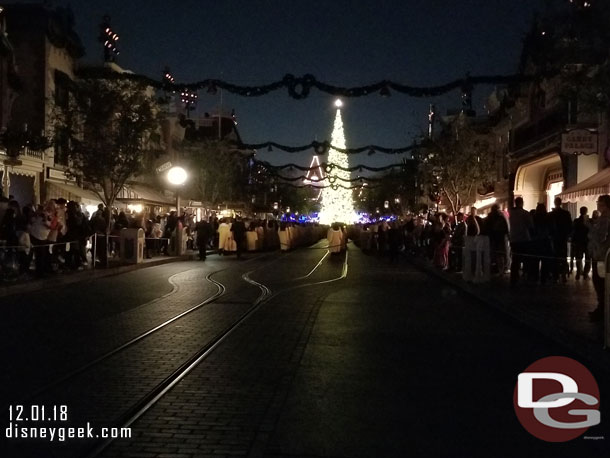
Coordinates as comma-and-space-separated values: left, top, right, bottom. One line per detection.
562, 129, 598, 155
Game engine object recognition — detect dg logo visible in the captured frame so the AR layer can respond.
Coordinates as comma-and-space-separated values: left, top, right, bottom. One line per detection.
513, 356, 601, 442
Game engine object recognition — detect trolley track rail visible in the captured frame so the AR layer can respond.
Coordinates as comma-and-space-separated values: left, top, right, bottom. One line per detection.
83, 245, 348, 458
16, 252, 277, 405
4, 242, 337, 458
11, 245, 326, 400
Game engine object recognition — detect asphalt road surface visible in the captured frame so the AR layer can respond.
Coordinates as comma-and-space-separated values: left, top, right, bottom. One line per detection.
2, 242, 607, 457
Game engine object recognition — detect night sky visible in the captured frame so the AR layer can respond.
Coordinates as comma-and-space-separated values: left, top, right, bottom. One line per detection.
12, 0, 544, 166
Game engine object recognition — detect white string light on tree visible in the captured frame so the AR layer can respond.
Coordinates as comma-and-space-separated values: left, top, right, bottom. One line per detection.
318, 99, 357, 224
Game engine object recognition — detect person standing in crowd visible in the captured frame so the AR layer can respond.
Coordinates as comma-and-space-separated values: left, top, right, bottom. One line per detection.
508, 197, 534, 286
164, 211, 178, 255
449, 212, 466, 272
255, 221, 265, 251
64, 201, 89, 270
230, 216, 247, 259
29, 205, 52, 276
0, 194, 9, 223
486, 204, 509, 275
0, 207, 18, 247
532, 203, 553, 284
91, 204, 105, 220
572, 206, 591, 280
589, 194, 610, 323
466, 207, 483, 237
90, 206, 108, 266
432, 214, 451, 269
196, 217, 213, 261
548, 197, 573, 283
463, 207, 484, 278
17, 205, 34, 275
45, 200, 63, 272
217, 218, 231, 255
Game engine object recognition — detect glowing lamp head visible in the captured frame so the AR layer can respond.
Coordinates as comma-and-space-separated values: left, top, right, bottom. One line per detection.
334, 99, 343, 108
167, 166, 187, 185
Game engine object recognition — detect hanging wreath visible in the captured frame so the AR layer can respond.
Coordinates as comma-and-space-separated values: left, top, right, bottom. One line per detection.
314, 141, 327, 155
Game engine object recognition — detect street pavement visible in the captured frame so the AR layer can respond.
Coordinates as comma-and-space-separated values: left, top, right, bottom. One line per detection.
1, 243, 608, 457
411, 256, 604, 352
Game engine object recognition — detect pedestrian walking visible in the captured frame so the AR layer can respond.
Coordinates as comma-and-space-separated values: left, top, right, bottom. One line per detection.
327, 223, 343, 254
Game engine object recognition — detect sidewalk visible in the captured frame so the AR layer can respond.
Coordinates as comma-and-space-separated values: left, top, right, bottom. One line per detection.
408, 255, 610, 374
0, 251, 201, 299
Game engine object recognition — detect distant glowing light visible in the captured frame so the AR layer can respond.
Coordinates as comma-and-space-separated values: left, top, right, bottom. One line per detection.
334, 99, 343, 108
167, 166, 187, 185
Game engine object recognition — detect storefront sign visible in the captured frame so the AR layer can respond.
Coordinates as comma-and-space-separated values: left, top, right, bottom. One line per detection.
46, 167, 75, 181
156, 161, 172, 173
562, 129, 598, 155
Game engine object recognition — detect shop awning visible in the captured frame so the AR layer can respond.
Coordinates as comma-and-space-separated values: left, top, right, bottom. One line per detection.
46, 181, 101, 205
116, 183, 174, 205
557, 167, 610, 202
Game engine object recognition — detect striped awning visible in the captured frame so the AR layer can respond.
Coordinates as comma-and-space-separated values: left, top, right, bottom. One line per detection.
116, 183, 174, 205
558, 167, 610, 202
46, 181, 101, 205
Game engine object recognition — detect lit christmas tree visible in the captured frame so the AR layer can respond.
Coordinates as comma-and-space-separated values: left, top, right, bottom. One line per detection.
319, 99, 356, 224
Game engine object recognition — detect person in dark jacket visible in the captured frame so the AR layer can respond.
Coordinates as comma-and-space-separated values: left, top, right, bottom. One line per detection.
486, 204, 509, 274
532, 203, 553, 283
65, 201, 89, 269
572, 206, 591, 280
230, 216, 247, 259
450, 212, 466, 272
195, 217, 214, 260
548, 197, 573, 282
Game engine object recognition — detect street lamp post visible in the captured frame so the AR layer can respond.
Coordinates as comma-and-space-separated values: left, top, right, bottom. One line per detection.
167, 166, 187, 216
167, 166, 188, 255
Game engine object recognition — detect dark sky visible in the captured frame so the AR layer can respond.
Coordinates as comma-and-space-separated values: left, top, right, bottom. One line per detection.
12, 0, 544, 166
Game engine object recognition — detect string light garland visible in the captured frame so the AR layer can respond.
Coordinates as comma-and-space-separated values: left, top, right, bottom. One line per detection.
233, 140, 416, 155
259, 171, 385, 182
279, 182, 377, 190
75, 69, 545, 100
252, 159, 405, 173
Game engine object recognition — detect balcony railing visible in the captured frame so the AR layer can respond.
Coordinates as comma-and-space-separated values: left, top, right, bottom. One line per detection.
21, 147, 45, 160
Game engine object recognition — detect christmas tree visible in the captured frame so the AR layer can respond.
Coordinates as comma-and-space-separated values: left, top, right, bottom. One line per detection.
319, 100, 356, 224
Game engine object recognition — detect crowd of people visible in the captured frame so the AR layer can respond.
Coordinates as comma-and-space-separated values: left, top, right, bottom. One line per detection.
0, 196, 183, 278
0, 195, 326, 280
3, 192, 609, 322
355, 195, 610, 323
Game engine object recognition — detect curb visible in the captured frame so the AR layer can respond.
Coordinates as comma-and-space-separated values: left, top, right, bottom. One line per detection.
407, 257, 610, 377
0, 252, 201, 299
